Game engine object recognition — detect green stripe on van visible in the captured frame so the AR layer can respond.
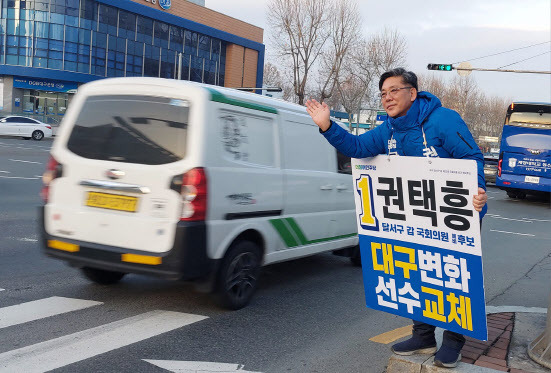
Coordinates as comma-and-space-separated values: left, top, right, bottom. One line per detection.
283, 218, 308, 245
206, 87, 278, 114
270, 218, 357, 248
269, 219, 299, 247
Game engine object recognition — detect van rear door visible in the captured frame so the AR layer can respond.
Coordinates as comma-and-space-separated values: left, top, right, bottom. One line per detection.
45, 94, 191, 253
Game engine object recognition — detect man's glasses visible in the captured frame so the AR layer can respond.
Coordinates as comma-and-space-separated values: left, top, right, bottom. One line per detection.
379, 86, 413, 100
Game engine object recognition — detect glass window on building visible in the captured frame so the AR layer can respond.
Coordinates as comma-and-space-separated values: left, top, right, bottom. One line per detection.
126, 40, 143, 77
169, 25, 184, 53
98, 3, 117, 36
80, 0, 96, 30
118, 10, 136, 40
190, 55, 203, 83
198, 34, 210, 59
136, 15, 153, 44
22, 89, 69, 121
160, 48, 175, 79
144, 44, 160, 77
154, 21, 169, 49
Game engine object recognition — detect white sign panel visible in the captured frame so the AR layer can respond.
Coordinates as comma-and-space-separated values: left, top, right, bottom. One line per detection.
352, 155, 487, 340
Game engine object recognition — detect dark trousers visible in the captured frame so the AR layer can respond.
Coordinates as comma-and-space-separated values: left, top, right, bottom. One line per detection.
412, 320, 466, 351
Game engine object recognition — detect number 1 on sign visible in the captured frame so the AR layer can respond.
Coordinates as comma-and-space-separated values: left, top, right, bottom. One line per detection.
357, 176, 376, 226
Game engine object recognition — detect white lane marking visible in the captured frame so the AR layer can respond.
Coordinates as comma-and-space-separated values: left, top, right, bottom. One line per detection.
485, 190, 502, 194
0, 297, 102, 329
522, 217, 551, 222
487, 216, 532, 223
0, 176, 40, 180
19, 238, 38, 242
0, 171, 10, 174
486, 306, 547, 314
487, 196, 495, 200
490, 229, 535, 237
144, 360, 262, 373
0, 289, 4, 292
486, 213, 501, 217
34, 175, 43, 178
0, 310, 208, 373
9, 159, 42, 164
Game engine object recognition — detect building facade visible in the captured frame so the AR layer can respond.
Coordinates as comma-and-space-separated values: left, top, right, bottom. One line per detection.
0, 0, 264, 124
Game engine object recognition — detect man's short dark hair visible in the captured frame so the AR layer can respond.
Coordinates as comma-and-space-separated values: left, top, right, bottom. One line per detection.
379, 68, 418, 91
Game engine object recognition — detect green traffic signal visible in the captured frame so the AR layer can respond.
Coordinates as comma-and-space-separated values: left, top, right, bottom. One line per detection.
427, 63, 453, 71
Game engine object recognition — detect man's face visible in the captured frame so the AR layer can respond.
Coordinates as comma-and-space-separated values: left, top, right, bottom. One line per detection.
380, 76, 417, 118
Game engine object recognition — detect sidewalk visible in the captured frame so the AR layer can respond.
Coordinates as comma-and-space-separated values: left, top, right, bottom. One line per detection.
386, 311, 550, 373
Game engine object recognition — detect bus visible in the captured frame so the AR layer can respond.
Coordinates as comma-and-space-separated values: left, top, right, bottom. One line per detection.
496, 102, 551, 198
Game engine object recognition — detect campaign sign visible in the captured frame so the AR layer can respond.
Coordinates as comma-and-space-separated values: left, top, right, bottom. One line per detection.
352, 155, 487, 340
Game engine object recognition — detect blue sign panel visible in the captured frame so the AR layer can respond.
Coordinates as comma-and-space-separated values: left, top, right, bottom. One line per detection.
13, 76, 78, 93
159, 0, 171, 10
376, 113, 388, 121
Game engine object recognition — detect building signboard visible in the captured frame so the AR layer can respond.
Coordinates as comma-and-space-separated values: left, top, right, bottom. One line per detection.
352, 155, 488, 340
142, 0, 171, 10
13, 77, 78, 93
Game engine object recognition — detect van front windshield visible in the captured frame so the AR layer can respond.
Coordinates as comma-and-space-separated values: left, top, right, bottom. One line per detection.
67, 95, 190, 165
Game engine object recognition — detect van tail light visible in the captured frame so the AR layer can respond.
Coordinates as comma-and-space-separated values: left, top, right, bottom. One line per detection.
170, 168, 207, 221
41, 156, 63, 202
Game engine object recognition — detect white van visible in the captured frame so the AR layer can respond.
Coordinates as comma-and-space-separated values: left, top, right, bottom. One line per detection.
40, 77, 359, 309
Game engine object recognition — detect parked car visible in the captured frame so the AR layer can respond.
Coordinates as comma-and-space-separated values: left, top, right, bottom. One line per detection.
0, 115, 53, 141
40, 77, 359, 310
483, 152, 499, 184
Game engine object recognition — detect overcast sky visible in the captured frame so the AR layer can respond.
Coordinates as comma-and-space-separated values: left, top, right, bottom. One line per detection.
205, 0, 550, 103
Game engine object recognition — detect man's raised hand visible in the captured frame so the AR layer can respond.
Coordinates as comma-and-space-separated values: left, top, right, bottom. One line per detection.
305, 99, 331, 132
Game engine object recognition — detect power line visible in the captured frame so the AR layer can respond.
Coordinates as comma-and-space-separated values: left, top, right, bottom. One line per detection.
452, 41, 551, 64
497, 51, 551, 69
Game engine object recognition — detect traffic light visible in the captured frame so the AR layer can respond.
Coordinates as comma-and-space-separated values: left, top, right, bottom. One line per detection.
427, 63, 453, 71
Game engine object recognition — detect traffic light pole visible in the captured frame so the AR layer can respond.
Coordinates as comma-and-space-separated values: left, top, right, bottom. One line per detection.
427, 62, 551, 75
455, 67, 551, 74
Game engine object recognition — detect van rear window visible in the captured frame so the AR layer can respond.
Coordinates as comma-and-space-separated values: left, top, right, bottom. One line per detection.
67, 95, 189, 165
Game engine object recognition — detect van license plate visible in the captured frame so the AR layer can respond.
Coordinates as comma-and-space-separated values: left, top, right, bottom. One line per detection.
86, 192, 138, 212
525, 176, 540, 184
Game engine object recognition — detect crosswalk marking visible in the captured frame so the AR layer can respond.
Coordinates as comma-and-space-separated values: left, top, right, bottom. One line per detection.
0, 296, 102, 329
144, 360, 262, 372
0, 310, 207, 373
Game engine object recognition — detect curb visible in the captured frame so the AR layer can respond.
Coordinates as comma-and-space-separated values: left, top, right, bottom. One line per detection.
386, 354, 500, 372
385, 312, 549, 373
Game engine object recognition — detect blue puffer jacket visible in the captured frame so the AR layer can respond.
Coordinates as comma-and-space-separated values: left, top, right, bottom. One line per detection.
322, 91, 487, 217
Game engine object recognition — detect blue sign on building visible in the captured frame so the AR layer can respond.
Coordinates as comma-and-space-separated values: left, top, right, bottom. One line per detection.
159, 0, 172, 10
13, 77, 78, 93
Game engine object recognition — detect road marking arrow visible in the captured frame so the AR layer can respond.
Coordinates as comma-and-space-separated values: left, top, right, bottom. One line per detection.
143, 360, 262, 373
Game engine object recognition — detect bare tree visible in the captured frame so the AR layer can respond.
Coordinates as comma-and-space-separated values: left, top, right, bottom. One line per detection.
263, 61, 294, 101
267, 0, 329, 105
335, 28, 408, 129
418, 73, 447, 99
317, 0, 361, 102
369, 27, 408, 75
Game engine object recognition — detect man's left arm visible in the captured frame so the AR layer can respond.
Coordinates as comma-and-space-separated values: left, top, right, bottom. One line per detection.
438, 111, 488, 214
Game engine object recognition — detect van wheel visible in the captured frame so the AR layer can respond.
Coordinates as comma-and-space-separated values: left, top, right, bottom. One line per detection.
81, 267, 126, 285
506, 191, 517, 198
32, 130, 44, 141
216, 241, 261, 310
350, 245, 362, 267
